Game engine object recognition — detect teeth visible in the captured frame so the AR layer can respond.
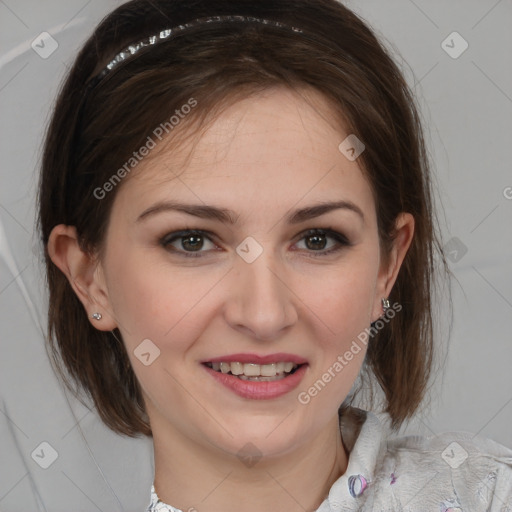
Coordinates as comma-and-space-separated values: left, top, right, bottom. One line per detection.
261, 363, 276, 377
231, 362, 244, 375
243, 363, 260, 376
238, 374, 287, 382
207, 361, 299, 378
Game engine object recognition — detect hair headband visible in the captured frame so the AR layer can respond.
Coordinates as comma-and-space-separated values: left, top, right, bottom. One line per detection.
92, 15, 304, 86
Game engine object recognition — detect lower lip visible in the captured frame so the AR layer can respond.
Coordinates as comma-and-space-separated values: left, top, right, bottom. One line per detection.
203, 364, 308, 400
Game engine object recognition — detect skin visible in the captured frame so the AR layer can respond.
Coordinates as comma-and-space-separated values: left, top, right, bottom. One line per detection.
48, 86, 414, 512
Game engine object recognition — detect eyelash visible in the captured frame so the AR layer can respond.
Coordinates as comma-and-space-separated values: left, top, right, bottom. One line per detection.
159, 228, 351, 259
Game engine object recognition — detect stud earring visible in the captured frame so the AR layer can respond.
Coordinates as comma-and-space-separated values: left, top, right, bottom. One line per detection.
91, 312, 102, 320
381, 298, 390, 314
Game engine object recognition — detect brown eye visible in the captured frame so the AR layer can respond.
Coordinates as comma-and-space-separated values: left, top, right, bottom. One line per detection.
161, 230, 217, 257
295, 228, 351, 256
180, 234, 204, 251
305, 232, 328, 250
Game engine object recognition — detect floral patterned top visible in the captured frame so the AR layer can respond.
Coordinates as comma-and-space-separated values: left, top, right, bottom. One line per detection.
146, 407, 512, 511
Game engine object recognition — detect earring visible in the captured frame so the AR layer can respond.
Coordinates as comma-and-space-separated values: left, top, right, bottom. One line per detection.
91, 312, 102, 320
381, 298, 390, 314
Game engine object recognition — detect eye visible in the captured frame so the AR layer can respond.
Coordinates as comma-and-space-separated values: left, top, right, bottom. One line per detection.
160, 230, 218, 258
293, 228, 351, 257
160, 228, 351, 259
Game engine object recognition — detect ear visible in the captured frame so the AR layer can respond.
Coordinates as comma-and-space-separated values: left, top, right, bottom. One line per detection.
371, 213, 414, 322
47, 224, 118, 331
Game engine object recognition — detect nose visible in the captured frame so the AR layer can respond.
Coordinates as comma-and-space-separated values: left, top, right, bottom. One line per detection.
223, 247, 298, 341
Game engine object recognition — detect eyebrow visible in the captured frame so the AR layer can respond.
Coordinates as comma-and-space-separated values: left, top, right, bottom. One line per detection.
136, 199, 365, 225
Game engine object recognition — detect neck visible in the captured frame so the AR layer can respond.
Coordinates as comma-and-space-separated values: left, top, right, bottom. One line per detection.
152, 414, 348, 512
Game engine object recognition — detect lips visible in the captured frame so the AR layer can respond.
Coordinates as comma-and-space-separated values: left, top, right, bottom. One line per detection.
201, 353, 308, 400
202, 353, 308, 365
204, 361, 300, 379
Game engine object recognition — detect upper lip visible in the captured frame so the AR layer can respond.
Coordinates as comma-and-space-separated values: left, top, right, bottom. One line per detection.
202, 353, 308, 365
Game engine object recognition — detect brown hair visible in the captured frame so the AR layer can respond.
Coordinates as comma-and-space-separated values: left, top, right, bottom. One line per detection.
37, 0, 449, 436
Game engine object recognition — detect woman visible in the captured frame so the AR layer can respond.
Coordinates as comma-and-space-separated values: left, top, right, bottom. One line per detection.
38, 0, 512, 510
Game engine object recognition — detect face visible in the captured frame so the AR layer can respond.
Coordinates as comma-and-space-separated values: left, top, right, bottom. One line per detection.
52, 86, 412, 460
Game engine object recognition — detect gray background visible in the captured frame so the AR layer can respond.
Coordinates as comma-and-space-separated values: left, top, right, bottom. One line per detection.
1, 0, 511, 510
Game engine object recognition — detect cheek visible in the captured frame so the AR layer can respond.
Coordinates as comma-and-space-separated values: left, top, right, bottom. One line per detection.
304, 249, 379, 339
295, 245, 379, 408
105, 246, 221, 354
296, 257, 377, 415
106, 260, 214, 409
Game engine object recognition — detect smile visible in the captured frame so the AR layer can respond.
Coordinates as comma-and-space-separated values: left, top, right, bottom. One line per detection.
202, 359, 308, 399
204, 361, 301, 381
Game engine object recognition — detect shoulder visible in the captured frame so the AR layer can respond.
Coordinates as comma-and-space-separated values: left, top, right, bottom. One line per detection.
376, 427, 512, 511
332, 407, 512, 511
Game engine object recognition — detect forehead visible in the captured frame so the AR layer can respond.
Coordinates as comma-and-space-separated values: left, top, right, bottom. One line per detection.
114, 86, 375, 221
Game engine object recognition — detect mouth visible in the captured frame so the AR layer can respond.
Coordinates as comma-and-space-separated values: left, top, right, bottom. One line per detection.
201, 355, 309, 400
203, 361, 304, 382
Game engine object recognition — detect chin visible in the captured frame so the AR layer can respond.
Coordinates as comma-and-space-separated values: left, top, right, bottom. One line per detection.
206, 415, 307, 460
